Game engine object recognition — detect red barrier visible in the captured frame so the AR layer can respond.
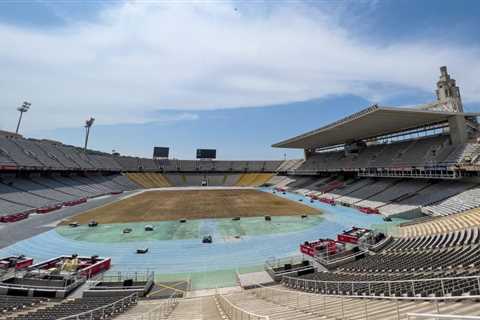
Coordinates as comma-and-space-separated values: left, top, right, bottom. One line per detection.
319, 197, 336, 205
31, 255, 111, 278
80, 257, 111, 278
300, 239, 338, 257
63, 198, 87, 207
358, 207, 380, 214
0, 256, 33, 270
337, 227, 372, 244
110, 191, 123, 195
36, 204, 62, 214
337, 233, 359, 244
0, 212, 30, 223
0, 165, 17, 170
15, 258, 34, 270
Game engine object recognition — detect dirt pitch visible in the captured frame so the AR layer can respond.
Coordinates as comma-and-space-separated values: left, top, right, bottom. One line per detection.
63, 189, 321, 224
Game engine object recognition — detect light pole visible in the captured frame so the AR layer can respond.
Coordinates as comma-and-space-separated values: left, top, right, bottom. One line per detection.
84, 117, 95, 151
16, 101, 31, 134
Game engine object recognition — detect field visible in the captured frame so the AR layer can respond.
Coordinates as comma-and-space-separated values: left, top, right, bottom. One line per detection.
62, 189, 321, 224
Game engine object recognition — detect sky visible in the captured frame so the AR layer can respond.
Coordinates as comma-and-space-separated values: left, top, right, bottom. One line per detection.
0, 0, 479, 160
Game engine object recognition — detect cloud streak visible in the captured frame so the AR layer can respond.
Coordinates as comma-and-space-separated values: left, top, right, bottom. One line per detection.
0, 1, 479, 132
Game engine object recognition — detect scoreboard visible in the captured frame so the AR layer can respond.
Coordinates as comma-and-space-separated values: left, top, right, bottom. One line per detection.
153, 147, 169, 158
196, 149, 216, 159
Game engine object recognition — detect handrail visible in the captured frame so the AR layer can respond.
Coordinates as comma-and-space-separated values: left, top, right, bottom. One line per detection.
407, 313, 480, 319
0, 277, 86, 290
249, 283, 480, 320
122, 290, 178, 320
216, 293, 269, 320
57, 292, 138, 320
255, 282, 480, 302
282, 273, 480, 285
282, 274, 480, 298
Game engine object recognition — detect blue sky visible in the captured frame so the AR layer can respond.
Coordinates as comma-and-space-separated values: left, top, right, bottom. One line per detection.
0, 0, 479, 159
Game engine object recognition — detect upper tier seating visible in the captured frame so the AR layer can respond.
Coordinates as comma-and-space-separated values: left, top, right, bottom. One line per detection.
294, 135, 479, 173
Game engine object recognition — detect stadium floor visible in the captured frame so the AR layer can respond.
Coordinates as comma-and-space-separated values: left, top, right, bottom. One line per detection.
0, 188, 402, 290
60, 188, 319, 224
56, 215, 325, 242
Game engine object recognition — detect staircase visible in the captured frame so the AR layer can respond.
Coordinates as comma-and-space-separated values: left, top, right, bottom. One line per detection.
166, 296, 222, 320
222, 286, 480, 320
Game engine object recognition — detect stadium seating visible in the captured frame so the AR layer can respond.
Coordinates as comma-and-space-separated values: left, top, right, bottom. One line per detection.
355, 179, 430, 209
8, 293, 137, 320
221, 286, 480, 320
423, 185, 480, 216
0, 136, 286, 174
336, 179, 398, 205
126, 172, 171, 188
294, 134, 480, 173
235, 173, 273, 187
0, 174, 137, 222
401, 208, 480, 237
282, 227, 480, 298
275, 174, 480, 217
0, 295, 47, 317
276, 159, 304, 172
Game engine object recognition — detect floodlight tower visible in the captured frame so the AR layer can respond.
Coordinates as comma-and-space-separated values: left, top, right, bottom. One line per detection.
84, 117, 95, 152
15, 101, 31, 134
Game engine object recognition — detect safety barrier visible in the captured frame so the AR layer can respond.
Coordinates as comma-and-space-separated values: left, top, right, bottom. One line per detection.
407, 314, 480, 320
117, 291, 178, 320
216, 292, 269, 320
57, 292, 138, 320
282, 274, 480, 297
249, 284, 480, 320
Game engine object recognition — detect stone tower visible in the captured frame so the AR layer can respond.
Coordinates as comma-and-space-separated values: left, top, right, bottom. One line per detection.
436, 66, 463, 112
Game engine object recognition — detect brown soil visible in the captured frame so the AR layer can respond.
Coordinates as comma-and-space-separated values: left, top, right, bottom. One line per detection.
62, 189, 321, 224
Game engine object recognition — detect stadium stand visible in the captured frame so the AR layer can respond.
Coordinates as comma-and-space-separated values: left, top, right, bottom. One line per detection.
0, 174, 137, 222
423, 185, 480, 216
281, 226, 480, 297
0, 295, 47, 317
400, 208, 480, 237
3, 66, 480, 319
219, 285, 480, 320
235, 173, 274, 187
126, 172, 171, 188
8, 293, 137, 320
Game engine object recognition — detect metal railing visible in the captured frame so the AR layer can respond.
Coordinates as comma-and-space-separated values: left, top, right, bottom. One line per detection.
57, 292, 138, 320
216, 292, 269, 320
282, 274, 480, 298
407, 314, 480, 320
121, 291, 178, 320
248, 284, 480, 320
264, 255, 306, 270
0, 273, 86, 290
97, 270, 155, 283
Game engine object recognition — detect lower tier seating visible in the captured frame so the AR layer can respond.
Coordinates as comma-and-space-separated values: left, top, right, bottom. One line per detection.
8, 294, 137, 320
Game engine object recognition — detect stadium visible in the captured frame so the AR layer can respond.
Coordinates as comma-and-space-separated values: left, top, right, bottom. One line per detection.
0, 65, 479, 319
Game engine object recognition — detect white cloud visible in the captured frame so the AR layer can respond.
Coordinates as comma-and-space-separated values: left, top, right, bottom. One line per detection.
0, 1, 479, 132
